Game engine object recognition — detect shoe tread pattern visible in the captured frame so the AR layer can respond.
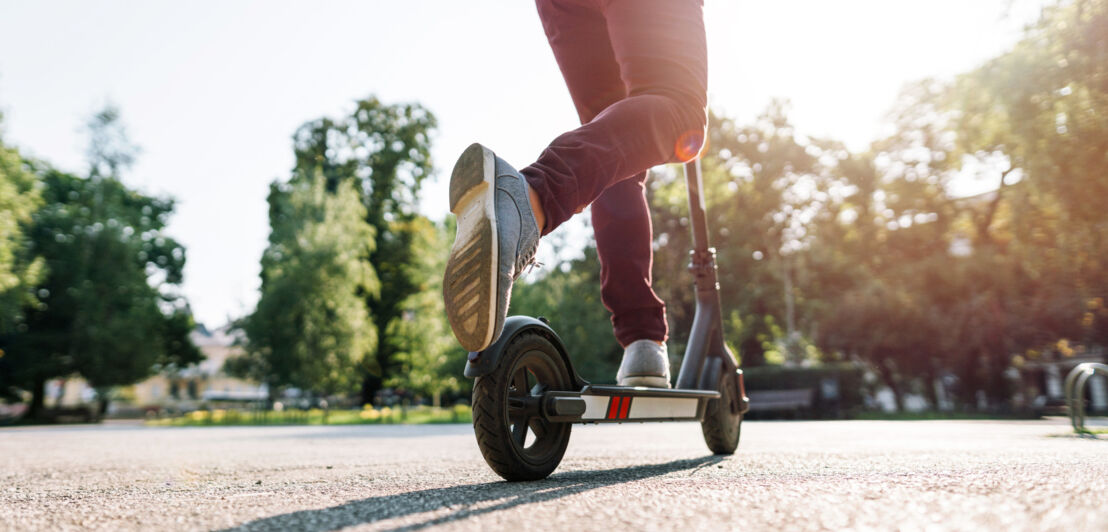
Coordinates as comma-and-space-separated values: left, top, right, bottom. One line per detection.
444, 143, 495, 351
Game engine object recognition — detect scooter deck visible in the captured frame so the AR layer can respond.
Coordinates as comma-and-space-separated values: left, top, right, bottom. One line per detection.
544, 385, 719, 424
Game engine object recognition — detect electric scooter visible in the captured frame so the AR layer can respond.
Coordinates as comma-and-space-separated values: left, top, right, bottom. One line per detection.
464, 158, 750, 481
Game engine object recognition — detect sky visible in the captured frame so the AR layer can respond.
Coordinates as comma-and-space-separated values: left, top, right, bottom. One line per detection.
0, 0, 1048, 327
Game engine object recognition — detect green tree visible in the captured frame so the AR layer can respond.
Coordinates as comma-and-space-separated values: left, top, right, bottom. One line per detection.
948, 0, 1108, 350
842, 0, 1108, 407
0, 113, 43, 336
648, 103, 833, 367
385, 217, 465, 404
807, 0, 1108, 408
1, 108, 199, 418
289, 96, 436, 401
236, 172, 378, 400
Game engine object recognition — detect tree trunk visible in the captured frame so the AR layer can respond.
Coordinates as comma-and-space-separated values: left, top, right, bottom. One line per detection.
360, 374, 382, 406
96, 397, 109, 422
956, 352, 982, 410
740, 337, 766, 367
923, 367, 940, 411
877, 362, 904, 412
984, 350, 1011, 411
28, 376, 46, 420
783, 258, 798, 364
267, 380, 278, 407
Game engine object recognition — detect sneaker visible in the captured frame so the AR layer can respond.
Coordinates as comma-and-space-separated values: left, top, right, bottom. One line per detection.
443, 143, 541, 352
617, 340, 671, 388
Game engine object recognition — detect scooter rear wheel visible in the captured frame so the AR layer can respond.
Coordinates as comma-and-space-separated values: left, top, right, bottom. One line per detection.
701, 371, 742, 454
471, 332, 572, 481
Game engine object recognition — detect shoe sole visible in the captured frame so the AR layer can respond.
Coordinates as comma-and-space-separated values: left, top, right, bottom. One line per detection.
618, 376, 672, 388
444, 143, 499, 352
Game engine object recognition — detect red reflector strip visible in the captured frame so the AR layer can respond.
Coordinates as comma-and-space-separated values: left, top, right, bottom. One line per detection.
605, 396, 634, 419
606, 397, 620, 419
618, 396, 631, 419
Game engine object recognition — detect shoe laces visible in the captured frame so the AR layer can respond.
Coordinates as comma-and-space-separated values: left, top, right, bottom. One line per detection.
515, 252, 541, 279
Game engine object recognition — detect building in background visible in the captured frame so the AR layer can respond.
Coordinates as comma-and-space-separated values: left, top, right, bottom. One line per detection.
44, 324, 266, 416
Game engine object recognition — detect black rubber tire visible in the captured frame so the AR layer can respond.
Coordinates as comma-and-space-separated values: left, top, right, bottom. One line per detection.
701, 371, 742, 454
472, 332, 572, 481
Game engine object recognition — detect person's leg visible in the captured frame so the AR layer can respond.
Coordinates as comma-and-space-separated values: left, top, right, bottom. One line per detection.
530, 0, 704, 350
591, 175, 667, 347
443, 0, 618, 352
534, 0, 667, 348
534, 0, 626, 128
444, 0, 706, 354
521, 0, 708, 234
528, 0, 625, 234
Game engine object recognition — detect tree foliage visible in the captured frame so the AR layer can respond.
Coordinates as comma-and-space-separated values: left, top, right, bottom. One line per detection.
233, 96, 466, 404
522, 0, 1107, 411
800, 0, 1106, 408
0, 108, 200, 416
290, 96, 438, 399
384, 217, 464, 402
0, 115, 43, 333
236, 173, 378, 398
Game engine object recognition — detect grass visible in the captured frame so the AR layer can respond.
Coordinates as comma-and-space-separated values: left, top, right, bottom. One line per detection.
1074, 427, 1108, 436
1047, 427, 1107, 438
853, 411, 1038, 421
145, 404, 472, 427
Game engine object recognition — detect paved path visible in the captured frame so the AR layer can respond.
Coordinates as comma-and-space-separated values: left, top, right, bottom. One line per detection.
2, 419, 1105, 531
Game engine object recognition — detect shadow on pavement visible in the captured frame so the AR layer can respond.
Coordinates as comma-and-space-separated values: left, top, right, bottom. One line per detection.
221, 455, 724, 532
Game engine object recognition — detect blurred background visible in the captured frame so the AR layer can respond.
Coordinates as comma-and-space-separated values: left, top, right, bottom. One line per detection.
0, 0, 1104, 425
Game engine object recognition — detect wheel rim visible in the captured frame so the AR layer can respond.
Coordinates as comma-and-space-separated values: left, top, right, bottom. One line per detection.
502, 348, 567, 466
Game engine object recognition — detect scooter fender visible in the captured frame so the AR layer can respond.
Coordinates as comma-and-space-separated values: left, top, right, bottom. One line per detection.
463, 316, 585, 388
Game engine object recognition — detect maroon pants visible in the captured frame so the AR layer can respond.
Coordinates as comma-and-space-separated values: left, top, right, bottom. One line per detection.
522, 0, 708, 347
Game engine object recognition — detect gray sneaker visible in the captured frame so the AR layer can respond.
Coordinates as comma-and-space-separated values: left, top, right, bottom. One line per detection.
617, 340, 672, 388
443, 143, 540, 352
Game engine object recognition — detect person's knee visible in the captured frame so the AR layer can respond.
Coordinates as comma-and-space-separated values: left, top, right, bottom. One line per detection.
634, 86, 707, 161
675, 104, 707, 161
659, 97, 705, 162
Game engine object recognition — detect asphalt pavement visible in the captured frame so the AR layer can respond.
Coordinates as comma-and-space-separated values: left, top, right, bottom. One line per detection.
2, 418, 1105, 531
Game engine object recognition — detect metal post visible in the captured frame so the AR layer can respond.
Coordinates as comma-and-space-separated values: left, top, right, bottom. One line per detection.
1065, 365, 1083, 431
1065, 363, 1108, 433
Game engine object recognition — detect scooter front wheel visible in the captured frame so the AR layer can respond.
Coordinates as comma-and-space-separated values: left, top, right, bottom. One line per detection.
471, 332, 572, 481
701, 371, 742, 454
